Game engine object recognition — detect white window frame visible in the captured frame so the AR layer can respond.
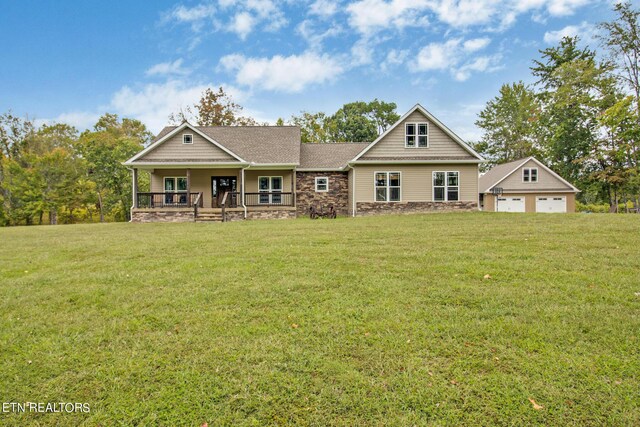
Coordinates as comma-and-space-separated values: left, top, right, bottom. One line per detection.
314, 176, 329, 192
405, 122, 429, 148
258, 176, 283, 204
374, 171, 401, 202
523, 167, 538, 183
432, 171, 460, 202
163, 176, 188, 204
182, 134, 193, 144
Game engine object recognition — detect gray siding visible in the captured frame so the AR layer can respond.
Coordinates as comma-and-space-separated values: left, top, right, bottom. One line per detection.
364, 111, 471, 158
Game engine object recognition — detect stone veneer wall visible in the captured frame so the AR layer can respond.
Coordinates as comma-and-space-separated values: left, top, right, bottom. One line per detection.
296, 171, 349, 217
355, 201, 477, 216
131, 210, 194, 223
225, 209, 296, 221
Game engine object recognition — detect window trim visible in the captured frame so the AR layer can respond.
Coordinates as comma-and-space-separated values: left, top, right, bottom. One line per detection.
523, 167, 538, 183
258, 175, 284, 204
405, 122, 429, 148
182, 134, 193, 144
432, 171, 460, 202
163, 176, 188, 192
374, 171, 402, 202
314, 176, 329, 192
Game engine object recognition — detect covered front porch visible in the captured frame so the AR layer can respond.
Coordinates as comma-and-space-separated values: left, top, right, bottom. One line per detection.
130, 166, 297, 222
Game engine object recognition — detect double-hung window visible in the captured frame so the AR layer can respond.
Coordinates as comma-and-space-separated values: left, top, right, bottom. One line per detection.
375, 172, 401, 202
405, 123, 428, 148
523, 167, 538, 182
258, 176, 283, 204
433, 171, 459, 201
164, 177, 188, 205
315, 177, 329, 192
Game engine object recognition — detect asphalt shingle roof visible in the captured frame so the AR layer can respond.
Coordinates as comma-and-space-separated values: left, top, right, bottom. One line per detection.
149, 125, 301, 164
478, 158, 529, 193
299, 142, 369, 169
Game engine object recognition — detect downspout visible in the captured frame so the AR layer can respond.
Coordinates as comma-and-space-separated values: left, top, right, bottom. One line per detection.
127, 167, 135, 222
241, 166, 247, 219
352, 166, 356, 217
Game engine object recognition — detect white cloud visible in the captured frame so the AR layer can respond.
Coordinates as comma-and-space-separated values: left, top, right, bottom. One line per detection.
545, 0, 591, 16
543, 21, 595, 44
229, 12, 255, 39
415, 37, 499, 80
219, 51, 344, 92
463, 37, 491, 52
345, 0, 595, 35
309, 0, 339, 17
296, 20, 341, 48
162, 3, 216, 31
110, 80, 210, 131
417, 39, 463, 70
346, 0, 429, 35
37, 111, 101, 132
381, 49, 409, 72
145, 59, 190, 76
454, 55, 501, 81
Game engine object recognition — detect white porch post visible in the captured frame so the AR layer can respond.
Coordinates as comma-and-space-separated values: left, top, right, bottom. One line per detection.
132, 168, 138, 209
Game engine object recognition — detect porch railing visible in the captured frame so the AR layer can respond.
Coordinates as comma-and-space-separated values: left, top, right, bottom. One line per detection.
244, 192, 293, 207
136, 192, 203, 209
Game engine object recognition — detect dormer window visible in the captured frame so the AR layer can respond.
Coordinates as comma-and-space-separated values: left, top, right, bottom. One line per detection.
523, 167, 538, 182
405, 123, 428, 148
183, 134, 193, 144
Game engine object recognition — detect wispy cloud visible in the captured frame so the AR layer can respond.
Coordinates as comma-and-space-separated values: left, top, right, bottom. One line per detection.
219, 51, 344, 92
145, 59, 190, 76
415, 37, 499, 81
543, 21, 596, 44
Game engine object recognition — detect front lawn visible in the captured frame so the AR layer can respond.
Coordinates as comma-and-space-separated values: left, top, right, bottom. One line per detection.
1, 213, 638, 425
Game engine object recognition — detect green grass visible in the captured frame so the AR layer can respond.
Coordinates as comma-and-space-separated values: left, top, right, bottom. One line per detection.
1, 213, 639, 426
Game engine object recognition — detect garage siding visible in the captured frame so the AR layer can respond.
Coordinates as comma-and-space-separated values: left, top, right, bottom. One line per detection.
482, 192, 576, 212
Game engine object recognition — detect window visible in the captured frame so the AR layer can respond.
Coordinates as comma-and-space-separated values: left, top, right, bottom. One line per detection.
523, 167, 538, 182
258, 176, 283, 204
183, 134, 193, 144
315, 177, 329, 192
375, 172, 401, 202
433, 171, 459, 201
405, 123, 428, 148
164, 177, 188, 204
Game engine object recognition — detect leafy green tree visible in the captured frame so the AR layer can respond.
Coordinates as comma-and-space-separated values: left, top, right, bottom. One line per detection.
331, 101, 378, 142
368, 99, 400, 134
532, 37, 617, 188
599, 2, 640, 118
475, 82, 542, 164
290, 112, 337, 143
77, 115, 151, 221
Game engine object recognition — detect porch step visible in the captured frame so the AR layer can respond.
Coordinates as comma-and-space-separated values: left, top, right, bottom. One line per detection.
196, 213, 223, 222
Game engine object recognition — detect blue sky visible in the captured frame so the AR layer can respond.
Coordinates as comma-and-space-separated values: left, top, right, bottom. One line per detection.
0, 0, 616, 140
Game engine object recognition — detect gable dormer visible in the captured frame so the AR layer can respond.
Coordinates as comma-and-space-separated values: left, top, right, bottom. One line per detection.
353, 105, 483, 162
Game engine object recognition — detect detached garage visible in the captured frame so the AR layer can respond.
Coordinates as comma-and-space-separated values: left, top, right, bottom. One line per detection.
479, 157, 579, 213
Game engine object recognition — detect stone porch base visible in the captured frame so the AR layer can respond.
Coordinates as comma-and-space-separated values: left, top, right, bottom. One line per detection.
131, 209, 194, 223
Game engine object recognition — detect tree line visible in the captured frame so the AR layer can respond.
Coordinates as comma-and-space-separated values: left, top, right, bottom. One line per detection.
475, 2, 640, 211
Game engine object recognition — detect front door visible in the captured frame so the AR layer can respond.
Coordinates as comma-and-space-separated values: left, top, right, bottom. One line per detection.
211, 176, 237, 208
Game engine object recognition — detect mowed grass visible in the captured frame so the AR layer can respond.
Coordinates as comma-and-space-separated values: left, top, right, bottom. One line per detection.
0, 213, 639, 426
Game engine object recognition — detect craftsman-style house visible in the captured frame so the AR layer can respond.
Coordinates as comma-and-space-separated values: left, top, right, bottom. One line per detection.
123, 104, 484, 222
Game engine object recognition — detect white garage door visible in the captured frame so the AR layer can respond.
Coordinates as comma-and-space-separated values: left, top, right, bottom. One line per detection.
536, 196, 566, 213
496, 197, 525, 212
